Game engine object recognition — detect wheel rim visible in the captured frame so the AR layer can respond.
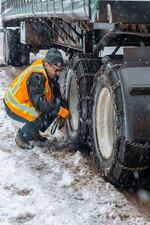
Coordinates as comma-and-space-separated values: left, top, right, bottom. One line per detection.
96, 87, 115, 160
68, 74, 79, 132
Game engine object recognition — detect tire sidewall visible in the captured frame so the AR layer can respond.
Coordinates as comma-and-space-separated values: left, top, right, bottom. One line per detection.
65, 68, 80, 142
92, 74, 117, 172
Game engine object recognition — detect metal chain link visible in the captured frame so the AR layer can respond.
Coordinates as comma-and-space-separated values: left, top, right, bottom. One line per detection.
64, 56, 150, 178
88, 60, 150, 178
64, 54, 100, 144
118, 163, 150, 171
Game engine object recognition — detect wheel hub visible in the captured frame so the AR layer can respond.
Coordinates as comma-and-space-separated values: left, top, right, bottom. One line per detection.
96, 87, 115, 160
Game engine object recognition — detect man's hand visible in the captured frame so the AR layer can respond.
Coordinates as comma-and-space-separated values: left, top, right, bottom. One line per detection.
58, 106, 70, 119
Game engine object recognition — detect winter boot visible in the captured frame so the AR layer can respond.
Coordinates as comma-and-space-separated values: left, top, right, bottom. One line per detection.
15, 132, 33, 149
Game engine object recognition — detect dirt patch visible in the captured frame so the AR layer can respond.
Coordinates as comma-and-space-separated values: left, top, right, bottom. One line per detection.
15, 212, 35, 223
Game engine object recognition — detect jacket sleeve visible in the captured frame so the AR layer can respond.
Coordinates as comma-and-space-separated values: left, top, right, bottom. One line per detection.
27, 73, 60, 116
50, 77, 67, 108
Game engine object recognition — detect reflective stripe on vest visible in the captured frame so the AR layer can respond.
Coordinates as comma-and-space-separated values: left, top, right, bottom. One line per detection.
12, 65, 44, 94
5, 89, 39, 118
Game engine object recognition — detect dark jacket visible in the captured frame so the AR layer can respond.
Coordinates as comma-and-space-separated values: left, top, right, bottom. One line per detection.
26, 72, 66, 117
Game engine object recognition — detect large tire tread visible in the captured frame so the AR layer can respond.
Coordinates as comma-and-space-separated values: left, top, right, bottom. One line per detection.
65, 54, 101, 151
3, 28, 30, 66
89, 64, 150, 189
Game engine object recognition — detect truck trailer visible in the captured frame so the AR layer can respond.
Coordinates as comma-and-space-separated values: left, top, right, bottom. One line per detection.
1, 0, 150, 189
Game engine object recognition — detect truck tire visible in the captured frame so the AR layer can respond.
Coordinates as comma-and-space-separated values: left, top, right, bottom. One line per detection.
90, 68, 150, 189
3, 29, 30, 66
65, 68, 81, 145
65, 55, 100, 150
3, 29, 19, 66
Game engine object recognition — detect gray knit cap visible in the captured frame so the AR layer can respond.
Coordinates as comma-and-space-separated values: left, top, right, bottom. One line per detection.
44, 48, 64, 68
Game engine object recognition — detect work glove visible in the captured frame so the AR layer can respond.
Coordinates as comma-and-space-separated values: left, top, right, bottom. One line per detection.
57, 106, 70, 119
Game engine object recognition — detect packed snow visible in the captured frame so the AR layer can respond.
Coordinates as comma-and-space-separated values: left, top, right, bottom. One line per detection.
0, 33, 150, 225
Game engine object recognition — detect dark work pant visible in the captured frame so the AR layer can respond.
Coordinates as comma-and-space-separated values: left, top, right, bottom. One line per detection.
4, 103, 55, 142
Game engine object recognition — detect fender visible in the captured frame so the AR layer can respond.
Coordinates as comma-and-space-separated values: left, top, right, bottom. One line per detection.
118, 63, 150, 142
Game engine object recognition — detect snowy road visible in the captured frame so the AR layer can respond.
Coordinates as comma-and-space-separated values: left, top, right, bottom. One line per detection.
0, 33, 150, 225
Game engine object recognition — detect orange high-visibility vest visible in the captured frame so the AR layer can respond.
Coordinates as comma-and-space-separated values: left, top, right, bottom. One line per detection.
4, 58, 53, 121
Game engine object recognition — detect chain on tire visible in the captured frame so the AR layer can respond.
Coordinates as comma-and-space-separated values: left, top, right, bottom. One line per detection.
89, 61, 150, 189
64, 54, 101, 150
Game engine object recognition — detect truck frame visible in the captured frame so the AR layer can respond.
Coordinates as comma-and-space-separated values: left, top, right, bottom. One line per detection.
1, 0, 150, 189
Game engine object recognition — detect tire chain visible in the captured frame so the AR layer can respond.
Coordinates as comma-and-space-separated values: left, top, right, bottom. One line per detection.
74, 57, 101, 144
88, 60, 150, 180
63, 54, 101, 145
64, 55, 150, 180
120, 140, 150, 171
88, 67, 106, 173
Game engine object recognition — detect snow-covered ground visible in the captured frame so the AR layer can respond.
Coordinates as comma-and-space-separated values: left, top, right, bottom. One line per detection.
0, 33, 150, 225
